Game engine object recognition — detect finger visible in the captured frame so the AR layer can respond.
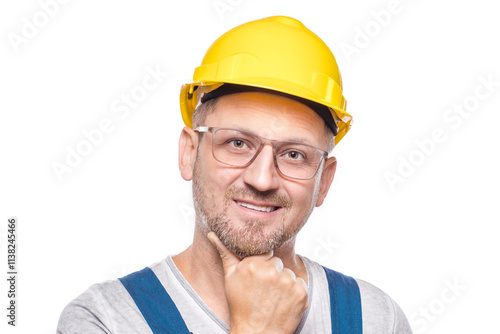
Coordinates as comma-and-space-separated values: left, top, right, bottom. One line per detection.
269, 257, 284, 272
296, 277, 308, 294
207, 232, 240, 277
282, 268, 296, 280
258, 250, 274, 260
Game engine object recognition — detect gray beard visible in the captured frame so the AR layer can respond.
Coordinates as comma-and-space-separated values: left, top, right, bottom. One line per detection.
208, 213, 288, 258
194, 181, 295, 258
191, 155, 321, 259
193, 175, 307, 259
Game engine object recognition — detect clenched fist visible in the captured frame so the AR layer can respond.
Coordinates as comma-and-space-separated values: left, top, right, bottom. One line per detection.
208, 232, 309, 334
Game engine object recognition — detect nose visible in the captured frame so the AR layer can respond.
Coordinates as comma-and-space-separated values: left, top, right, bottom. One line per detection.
242, 144, 280, 192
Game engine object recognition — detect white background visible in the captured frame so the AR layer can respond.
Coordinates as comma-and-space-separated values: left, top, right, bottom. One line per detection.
1, 0, 499, 333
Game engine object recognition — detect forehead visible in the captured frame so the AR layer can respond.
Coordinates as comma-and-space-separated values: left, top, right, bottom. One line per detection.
205, 92, 327, 145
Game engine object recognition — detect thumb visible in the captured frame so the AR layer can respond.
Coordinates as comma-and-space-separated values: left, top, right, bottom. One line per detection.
207, 232, 240, 278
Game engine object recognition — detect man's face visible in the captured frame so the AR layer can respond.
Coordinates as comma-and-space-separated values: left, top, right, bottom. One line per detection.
190, 92, 335, 258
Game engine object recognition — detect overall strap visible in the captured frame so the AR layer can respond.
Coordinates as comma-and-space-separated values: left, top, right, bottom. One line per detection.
119, 267, 191, 334
322, 266, 363, 334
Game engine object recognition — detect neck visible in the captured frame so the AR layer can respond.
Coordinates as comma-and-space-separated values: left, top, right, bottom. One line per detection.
172, 224, 307, 325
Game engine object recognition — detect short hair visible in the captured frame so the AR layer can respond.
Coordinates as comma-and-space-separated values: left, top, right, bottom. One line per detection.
192, 98, 218, 129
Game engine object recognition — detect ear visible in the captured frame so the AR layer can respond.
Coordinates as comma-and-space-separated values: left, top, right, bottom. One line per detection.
315, 156, 337, 207
178, 126, 199, 181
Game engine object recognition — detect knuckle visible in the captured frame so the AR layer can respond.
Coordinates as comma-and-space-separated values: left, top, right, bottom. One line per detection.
242, 258, 263, 274
283, 268, 296, 280
280, 273, 296, 287
293, 282, 308, 298
303, 298, 310, 309
245, 260, 257, 273
265, 267, 280, 280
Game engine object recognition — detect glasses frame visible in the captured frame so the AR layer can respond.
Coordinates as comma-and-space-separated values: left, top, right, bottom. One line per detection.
194, 126, 329, 180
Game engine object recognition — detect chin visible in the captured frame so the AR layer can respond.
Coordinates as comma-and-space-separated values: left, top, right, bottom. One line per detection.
214, 220, 290, 258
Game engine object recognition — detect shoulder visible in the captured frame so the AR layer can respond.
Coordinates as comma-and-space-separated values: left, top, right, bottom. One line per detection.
301, 257, 413, 334
57, 279, 129, 334
355, 279, 413, 334
57, 260, 169, 334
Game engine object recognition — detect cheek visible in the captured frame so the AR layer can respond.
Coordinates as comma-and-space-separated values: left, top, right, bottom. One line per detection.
286, 182, 317, 209
199, 157, 239, 198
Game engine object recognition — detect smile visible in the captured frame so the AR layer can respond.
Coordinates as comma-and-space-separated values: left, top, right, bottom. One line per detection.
235, 201, 278, 212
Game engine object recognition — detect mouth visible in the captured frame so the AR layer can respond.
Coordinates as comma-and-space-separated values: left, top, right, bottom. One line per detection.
235, 200, 280, 213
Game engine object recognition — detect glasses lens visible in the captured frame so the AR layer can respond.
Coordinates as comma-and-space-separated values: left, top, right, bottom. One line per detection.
275, 143, 324, 179
211, 128, 325, 180
212, 129, 260, 166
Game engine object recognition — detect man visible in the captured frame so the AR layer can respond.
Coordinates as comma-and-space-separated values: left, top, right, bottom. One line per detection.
58, 16, 412, 333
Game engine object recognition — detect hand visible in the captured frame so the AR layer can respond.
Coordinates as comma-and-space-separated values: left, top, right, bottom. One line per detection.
207, 232, 309, 334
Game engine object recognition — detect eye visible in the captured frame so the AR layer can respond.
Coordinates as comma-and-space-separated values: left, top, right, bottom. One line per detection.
229, 139, 248, 149
286, 151, 304, 160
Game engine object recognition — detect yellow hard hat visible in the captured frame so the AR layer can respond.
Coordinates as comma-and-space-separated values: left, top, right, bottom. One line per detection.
180, 16, 352, 146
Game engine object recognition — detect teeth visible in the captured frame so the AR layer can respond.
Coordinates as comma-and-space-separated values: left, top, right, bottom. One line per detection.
236, 201, 275, 212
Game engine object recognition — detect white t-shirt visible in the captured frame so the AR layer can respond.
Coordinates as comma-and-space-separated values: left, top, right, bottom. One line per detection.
57, 256, 413, 333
